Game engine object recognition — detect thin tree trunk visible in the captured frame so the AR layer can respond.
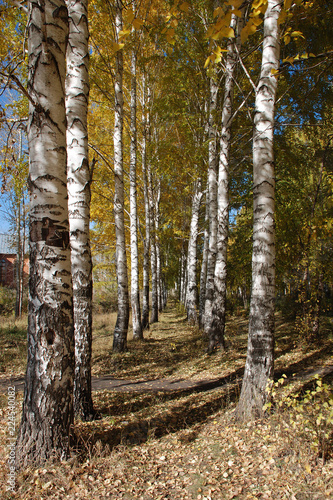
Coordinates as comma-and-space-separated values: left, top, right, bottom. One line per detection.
237, 0, 281, 420
66, 0, 95, 420
141, 73, 150, 330
203, 77, 218, 337
15, 129, 23, 318
208, 10, 244, 353
16, 0, 74, 467
15, 199, 22, 318
130, 36, 143, 340
148, 160, 158, 324
199, 185, 209, 329
155, 181, 163, 312
186, 179, 203, 326
113, 0, 129, 352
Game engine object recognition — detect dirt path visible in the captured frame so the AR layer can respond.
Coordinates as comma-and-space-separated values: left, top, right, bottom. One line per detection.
0, 372, 243, 394
1, 363, 332, 395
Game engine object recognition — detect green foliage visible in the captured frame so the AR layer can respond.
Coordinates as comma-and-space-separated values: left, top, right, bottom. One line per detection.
0, 286, 15, 315
265, 375, 333, 462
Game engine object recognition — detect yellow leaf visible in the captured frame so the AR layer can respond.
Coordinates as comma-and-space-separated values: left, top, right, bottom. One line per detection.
232, 9, 243, 17
241, 26, 250, 44
284, 34, 291, 45
278, 10, 287, 24
252, 0, 267, 9
226, 0, 243, 7
166, 27, 175, 43
118, 29, 131, 38
284, 0, 293, 10
133, 18, 144, 29
124, 11, 135, 24
220, 27, 235, 38
213, 7, 223, 18
291, 30, 305, 38
282, 56, 294, 65
170, 18, 178, 27
112, 42, 124, 52
252, 16, 263, 26
271, 68, 279, 76
305, 464, 312, 474
204, 56, 212, 69
179, 2, 190, 13
301, 52, 308, 59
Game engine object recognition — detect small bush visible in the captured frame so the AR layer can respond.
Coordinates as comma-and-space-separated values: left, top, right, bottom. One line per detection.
93, 284, 118, 313
265, 375, 333, 462
0, 286, 15, 315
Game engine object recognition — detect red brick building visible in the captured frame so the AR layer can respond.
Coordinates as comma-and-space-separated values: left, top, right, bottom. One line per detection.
0, 233, 29, 288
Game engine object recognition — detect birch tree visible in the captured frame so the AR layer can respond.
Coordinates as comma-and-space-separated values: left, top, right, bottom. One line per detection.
66, 0, 95, 420
148, 157, 158, 324
186, 178, 203, 325
208, 9, 244, 353
199, 185, 209, 328
237, 0, 282, 420
113, 0, 129, 352
141, 73, 150, 330
203, 76, 218, 337
16, 0, 74, 466
129, 23, 143, 340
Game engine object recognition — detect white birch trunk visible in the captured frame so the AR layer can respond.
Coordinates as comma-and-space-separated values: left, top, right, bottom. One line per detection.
155, 181, 163, 312
203, 77, 218, 336
237, 0, 281, 420
113, 0, 129, 352
16, 0, 74, 466
130, 40, 143, 340
66, 0, 94, 420
186, 179, 203, 325
141, 74, 150, 330
199, 184, 209, 328
208, 11, 244, 353
148, 160, 158, 324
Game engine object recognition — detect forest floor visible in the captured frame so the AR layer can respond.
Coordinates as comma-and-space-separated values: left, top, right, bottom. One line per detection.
0, 303, 333, 499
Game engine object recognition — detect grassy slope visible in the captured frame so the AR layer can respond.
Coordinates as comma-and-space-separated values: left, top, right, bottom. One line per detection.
0, 304, 332, 499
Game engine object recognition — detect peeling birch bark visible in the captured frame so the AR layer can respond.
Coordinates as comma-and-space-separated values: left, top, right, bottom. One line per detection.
113, 0, 129, 352
208, 11, 244, 353
66, 0, 95, 420
16, 0, 74, 467
186, 179, 203, 326
237, 0, 281, 420
203, 77, 218, 336
130, 38, 143, 340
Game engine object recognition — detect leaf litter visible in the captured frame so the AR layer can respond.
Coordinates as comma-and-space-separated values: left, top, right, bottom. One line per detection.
0, 305, 332, 499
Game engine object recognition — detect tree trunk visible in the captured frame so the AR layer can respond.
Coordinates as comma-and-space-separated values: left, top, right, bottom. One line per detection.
15, 199, 22, 318
208, 11, 244, 353
141, 73, 150, 330
113, 0, 129, 352
186, 179, 203, 326
66, 0, 95, 420
129, 39, 143, 340
16, 0, 74, 467
199, 185, 209, 329
149, 160, 158, 324
236, 0, 281, 420
203, 77, 218, 337
155, 181, 163, 313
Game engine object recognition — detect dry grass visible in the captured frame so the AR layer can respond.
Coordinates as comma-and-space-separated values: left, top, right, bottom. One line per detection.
0, 315, 27, 379
0, 304, 332, 499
